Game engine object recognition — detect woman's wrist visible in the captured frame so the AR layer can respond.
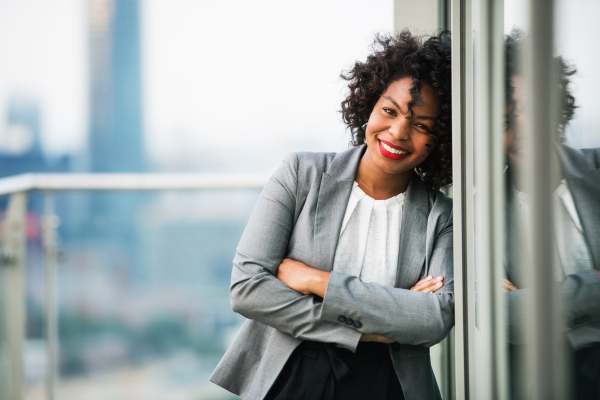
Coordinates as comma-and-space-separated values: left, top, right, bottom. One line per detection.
307, 269, 330, 298
277, 258, 330, 296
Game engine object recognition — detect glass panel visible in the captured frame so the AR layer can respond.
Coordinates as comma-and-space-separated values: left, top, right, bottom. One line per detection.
501, 13, 530, 399
23, 192, 48, 400
552, 0, 600, 397
22, 190, 260, 400
503, 0, 600, 397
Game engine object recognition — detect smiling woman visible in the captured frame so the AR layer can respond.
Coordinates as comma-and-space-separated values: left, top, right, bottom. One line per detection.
210, 30, 453, 400
342, 31, 453, 193
357, 78, 442, 200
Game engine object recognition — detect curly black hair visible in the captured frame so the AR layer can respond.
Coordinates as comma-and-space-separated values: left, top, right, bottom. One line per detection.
505, 29, 577, 141
340, 30, 452, 192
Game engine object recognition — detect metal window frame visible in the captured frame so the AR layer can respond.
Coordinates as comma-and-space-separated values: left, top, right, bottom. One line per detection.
451, 0, 476, 397
472, 0, 508, 398
452, 0, 508, 398
453, 0, 569, 398
523, 1, 569, 398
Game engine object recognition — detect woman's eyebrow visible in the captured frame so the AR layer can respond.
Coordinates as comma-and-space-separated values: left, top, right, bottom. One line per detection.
384, 95, 436, 121
414, 115, 437, 121
383, 95, 402, 110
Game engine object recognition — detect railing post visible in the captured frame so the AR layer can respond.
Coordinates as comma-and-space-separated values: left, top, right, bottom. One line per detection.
0, 192, 27, 400
43, 191, 59, 400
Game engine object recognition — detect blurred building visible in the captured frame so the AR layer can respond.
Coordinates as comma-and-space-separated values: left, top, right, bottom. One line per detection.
73, 0, 147, 287
0, 96, 71, 178
88, 0, 145, 175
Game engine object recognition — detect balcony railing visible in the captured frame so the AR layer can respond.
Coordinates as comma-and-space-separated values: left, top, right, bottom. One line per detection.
0, 173, 269, 400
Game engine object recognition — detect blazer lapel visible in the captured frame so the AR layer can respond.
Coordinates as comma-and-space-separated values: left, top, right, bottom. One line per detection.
505, 179, 526, 287
395, 173, 429, 289
313, 145, 366, 272
557, 144, 600, 269
568, 173, 600, 269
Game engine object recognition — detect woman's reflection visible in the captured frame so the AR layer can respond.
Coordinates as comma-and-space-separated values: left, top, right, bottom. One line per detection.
503, 30, 600, 400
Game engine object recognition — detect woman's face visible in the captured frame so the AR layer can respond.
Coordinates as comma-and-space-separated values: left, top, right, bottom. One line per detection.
365, 77, 441, 176
504, 75, 526, 171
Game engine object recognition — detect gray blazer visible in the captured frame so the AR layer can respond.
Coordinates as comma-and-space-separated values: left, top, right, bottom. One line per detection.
506, 144, 600, 349
505, 145, 600, 399
210, 145, 455, 400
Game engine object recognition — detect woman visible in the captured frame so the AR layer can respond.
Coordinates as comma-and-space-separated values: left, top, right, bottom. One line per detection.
210, 30, 453, 400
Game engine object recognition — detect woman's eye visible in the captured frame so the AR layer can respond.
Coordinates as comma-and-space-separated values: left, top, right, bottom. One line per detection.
383, 108, 396, 116
415, 123, 431, 132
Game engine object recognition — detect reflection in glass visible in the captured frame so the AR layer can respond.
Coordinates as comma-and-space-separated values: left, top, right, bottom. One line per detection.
502, 28, 600, 399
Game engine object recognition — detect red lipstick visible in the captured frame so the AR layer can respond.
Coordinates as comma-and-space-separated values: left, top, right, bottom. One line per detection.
378, 139, 410, 160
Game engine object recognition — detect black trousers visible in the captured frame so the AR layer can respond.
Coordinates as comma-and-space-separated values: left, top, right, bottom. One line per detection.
574, 343, 600, 400
264, 341, 405, 400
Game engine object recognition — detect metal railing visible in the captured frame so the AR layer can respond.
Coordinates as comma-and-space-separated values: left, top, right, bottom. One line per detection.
0, 173, 269, 400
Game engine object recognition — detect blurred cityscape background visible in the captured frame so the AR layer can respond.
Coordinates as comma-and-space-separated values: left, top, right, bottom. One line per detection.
3, 0, 600, 399
0, 0, 393, 398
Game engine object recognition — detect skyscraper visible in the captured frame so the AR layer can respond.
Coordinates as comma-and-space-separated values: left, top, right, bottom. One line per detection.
88, 0, 145, 175
85, 0, 146, 282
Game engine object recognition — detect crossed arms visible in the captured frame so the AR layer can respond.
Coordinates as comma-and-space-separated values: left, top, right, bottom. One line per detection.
230, 154, 455, 351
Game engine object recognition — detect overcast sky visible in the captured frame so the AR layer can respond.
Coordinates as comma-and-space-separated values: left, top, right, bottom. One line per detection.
505, 0, 600, 148
0, 0, 394, 172
1, 0, 597, 173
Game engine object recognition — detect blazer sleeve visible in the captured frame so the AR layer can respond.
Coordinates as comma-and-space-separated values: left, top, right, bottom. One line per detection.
229, 153, 362, 351
319, 208, 455, 347
506, 269, 600, 346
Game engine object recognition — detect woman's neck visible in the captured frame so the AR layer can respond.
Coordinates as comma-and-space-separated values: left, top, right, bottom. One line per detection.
354, 149, 412, 200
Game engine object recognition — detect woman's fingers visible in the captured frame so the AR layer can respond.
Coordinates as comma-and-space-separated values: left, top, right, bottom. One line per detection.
410, 275, 432, 290
376, 335, 395, 344
360, 334, 395, 344
410, 276, 444, 293
504, 279, 517, 292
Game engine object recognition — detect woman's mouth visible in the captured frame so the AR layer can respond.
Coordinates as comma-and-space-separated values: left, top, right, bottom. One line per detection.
378, 139, 410, 160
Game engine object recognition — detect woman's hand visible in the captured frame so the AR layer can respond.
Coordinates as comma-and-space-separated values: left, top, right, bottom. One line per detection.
361, 276, 444, 346
360, 334, 395, 343
504, 279, 518, 292
277, 259, 330, 297
410, 275, 444, 293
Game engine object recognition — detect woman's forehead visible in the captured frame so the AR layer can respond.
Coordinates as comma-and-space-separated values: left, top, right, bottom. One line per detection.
383, 78, 441, 113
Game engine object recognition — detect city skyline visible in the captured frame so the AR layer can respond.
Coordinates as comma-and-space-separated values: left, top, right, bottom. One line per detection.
0, 0, 394, 174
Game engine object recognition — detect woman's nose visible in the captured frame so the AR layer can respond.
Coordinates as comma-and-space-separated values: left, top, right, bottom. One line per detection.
389, 118, 410, 140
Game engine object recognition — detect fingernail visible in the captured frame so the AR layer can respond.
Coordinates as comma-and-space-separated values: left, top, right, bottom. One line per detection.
436, 282, 443, 287
426, 275, 432, 280
436, 276, 443, 280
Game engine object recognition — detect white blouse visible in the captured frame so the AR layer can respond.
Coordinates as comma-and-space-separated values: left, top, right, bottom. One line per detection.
332, 182, 405, 287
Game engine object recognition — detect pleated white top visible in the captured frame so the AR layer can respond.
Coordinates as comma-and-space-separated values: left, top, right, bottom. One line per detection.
332, 181, 405, 287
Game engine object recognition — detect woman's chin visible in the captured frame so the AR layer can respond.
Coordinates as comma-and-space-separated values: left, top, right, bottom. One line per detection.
372, 157, 412, 176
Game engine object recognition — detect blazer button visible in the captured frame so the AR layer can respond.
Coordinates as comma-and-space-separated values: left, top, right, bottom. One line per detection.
338, 316, 347, 323
353, 321, 362, 329
391, 343, 400, 351
346, 318, 354, 326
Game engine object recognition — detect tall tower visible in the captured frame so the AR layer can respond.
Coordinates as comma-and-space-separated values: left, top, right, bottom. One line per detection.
85, 0, 146, 284
88, 0, 145, 174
